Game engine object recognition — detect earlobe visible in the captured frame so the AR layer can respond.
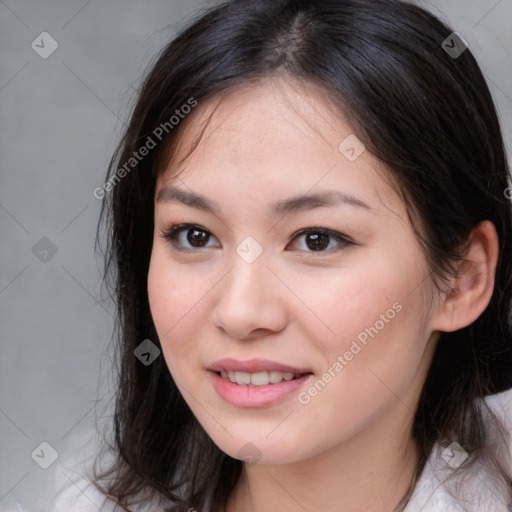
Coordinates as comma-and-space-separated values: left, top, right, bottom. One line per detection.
433, 220, 499, 333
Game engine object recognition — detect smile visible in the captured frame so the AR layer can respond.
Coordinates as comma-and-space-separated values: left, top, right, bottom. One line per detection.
219, 370, 308, 386
209, 370, 313, 408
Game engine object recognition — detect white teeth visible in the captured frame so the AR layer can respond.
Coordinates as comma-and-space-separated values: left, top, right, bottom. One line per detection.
249, 371, 270, 386
234, 371, 251, 385
269, 371, 283, 383
220, 370, 302, 386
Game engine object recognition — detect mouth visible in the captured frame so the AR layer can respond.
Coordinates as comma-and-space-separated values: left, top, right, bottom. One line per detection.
207, 358, 314, 408
209, 370, 313, 408
214, 369, 311, 386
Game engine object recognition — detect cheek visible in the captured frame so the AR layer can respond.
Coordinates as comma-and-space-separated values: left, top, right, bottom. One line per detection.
147, 249, 203, 372
297, 261, 419, 356
298, 262, 430, 407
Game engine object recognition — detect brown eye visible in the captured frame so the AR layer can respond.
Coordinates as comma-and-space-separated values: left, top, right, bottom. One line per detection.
304, 232, 330, 251
160, 224, 352, 255
160, 224, 220, 251
186, 228, 210, 247
288, 228, 352, 253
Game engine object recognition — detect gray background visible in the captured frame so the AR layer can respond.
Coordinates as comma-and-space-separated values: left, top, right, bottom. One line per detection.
1, 1, 511, 511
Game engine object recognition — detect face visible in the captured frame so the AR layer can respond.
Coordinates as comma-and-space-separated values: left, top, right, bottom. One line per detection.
147, 78, 441, 465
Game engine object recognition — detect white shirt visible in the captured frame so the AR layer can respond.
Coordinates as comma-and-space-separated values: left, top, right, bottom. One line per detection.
403, 387, 512, 512
47, 388, 512, 512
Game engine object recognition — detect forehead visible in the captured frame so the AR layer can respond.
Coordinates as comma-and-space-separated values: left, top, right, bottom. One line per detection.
156, 77, 402, 217
164, 78, 350, 170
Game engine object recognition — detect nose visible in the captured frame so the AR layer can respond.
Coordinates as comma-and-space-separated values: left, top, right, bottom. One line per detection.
212, 252, 288, 340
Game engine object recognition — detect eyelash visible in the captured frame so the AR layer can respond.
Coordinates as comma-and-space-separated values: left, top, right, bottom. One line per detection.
158, 222, 354, 255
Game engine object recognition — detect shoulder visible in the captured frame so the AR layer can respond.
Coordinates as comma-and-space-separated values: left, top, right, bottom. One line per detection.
46, 430, 171, 512
50, 471, 167, 512
484, 386, 512, 435
49, 475, 118, 512
404, 387, 512, 512
483, 386, 512, 477
46, 431, 120, 512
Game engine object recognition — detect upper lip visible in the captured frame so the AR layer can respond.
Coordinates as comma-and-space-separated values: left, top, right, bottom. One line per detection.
209, 358, 312, 374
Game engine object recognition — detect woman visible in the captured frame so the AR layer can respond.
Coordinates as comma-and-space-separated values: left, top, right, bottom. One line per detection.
52, 0, 512, 510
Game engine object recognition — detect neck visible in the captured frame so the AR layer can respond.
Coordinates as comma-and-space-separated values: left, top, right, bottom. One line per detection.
225, 408, 419, 512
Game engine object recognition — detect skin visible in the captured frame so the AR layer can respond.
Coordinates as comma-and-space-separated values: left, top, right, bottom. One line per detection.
147, 76, 498, 512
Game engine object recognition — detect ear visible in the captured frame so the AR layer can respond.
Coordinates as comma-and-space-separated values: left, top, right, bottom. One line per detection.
432, 220, 499, 333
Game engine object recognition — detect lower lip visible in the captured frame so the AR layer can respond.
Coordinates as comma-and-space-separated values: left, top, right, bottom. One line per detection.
209, 371, 313, 408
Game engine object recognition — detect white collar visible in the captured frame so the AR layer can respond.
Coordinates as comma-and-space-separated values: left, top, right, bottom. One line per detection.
404, 388, 512, 512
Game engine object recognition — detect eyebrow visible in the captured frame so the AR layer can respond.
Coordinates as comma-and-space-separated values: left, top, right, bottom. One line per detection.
156, 186, 372, 216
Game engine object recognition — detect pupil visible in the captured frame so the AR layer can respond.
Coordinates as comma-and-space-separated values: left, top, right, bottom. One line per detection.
188, 229, 209, 247
306, 232, 329, 251
184, 230, 329, 250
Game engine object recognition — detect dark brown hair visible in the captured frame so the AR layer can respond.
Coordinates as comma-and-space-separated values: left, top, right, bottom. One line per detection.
91, 0, 512, 510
